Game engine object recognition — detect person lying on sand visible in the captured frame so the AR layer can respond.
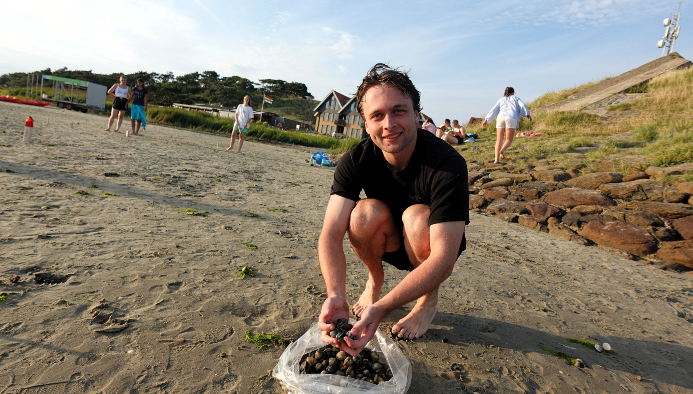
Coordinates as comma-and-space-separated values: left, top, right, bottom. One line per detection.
317, 63, 469, 357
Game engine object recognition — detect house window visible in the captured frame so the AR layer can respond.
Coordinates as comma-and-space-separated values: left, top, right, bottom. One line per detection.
321, 125, 324, 133
331, 125, 335, 133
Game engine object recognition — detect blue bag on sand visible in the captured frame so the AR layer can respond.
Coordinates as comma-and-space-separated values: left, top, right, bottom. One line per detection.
320, 158, 333, 167
312, 152, 325, 165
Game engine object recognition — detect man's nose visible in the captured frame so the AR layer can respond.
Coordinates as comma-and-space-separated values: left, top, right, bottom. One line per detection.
383, 113, 397, 128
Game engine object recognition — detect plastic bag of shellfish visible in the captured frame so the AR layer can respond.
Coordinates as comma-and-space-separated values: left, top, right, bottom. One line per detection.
273, 321, 412, 393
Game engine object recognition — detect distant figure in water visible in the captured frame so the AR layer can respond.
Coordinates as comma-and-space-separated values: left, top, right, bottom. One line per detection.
482, 87, 532, 163
105, 76, 131, 133
129, 78, 148, 136
227, 95, 253, 153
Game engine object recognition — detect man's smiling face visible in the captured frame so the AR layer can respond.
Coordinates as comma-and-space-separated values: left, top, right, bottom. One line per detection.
362, 84, 419, 158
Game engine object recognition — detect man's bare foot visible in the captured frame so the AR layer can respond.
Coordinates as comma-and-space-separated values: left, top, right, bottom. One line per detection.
499, 152, 506, 160
225, 146, 234, 151
391, 293, 438, 339
104, 128, 110, 131
352, 280, 381, 317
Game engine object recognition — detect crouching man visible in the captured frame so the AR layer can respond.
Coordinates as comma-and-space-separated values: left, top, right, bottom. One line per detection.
317, 63, 469, 356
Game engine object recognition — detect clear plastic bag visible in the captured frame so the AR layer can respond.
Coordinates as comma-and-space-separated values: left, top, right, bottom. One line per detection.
273, 322, 412, 394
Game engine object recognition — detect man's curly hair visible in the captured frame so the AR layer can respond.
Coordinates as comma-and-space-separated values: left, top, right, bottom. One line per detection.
355, 63, 421, 119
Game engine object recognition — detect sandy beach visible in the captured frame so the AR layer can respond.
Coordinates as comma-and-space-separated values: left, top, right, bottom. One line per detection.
1, 101, 692, 394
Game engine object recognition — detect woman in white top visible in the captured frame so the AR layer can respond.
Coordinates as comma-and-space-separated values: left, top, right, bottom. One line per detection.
482, 87, 532, 163
104, 76, 132, 132
226, 95, 253, 153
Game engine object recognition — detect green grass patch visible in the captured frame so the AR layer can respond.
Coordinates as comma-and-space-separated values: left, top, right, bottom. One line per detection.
244, 329, 289, 350
539, 344, 577, 365
567, 338, 617, 354
5, 169, 15, 173
102, 192, 116, 196
147, 107, 360, 154
0, 294, 7, 304
59, 170, 70, 173
89, 184, 99, 188
236, 265, 256, 278
268, 207, 289, 213
214, 178, 221, 182
634, 125, 659, 142
244, 211, 263, 218
239, 242, 257, 251
73, 190, 90, 195
177, 208, 208, 216
566, 138, 597, 152
607, 102, 633, 112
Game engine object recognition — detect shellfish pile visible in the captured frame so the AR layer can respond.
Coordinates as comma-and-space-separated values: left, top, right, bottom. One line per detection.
298, 344, 393, 385
326, 319, 354, 342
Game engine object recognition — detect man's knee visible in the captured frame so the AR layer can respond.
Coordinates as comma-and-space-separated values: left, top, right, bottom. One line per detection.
402, 205, 431, 262
349, 199, 391, 233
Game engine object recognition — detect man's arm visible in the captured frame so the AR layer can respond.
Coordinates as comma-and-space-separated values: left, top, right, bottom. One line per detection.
317, 195, 356, 347
347, 221, 465, 351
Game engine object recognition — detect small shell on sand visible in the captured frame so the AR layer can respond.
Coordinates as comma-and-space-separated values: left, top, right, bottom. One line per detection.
594, 344, 603, 353
602, 343, 611, 351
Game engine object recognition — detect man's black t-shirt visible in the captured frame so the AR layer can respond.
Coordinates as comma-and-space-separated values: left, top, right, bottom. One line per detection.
331, 129, 469, 228
132, 87, 148, 106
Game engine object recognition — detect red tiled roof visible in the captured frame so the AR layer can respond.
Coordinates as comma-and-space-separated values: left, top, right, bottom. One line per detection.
333, 91, 350, 106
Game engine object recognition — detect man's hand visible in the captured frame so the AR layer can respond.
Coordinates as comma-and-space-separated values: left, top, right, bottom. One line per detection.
341, 304, 386, 356
318, 295, 349, 348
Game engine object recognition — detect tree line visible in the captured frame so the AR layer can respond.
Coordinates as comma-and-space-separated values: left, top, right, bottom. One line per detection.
0, 68, 314, 108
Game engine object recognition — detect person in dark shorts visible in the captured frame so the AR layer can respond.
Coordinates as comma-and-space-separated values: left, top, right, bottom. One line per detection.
105, 76, 131, 133
129, 78, 148, 136
440, 119, 466, 145
317, 63, 469, 357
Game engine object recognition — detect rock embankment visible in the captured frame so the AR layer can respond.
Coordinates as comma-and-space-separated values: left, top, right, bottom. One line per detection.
468, 161, 693, 271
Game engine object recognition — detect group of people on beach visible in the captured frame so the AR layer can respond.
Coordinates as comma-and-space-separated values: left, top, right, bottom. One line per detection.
104, 76, 148, 136
420, 87, 532, 163
95, 68, 528, 357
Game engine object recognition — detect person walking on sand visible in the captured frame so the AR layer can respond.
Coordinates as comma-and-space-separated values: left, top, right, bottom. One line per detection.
129, 78, 148, 136
226, 95, 253, 153
105, 76, 131, 133
317, 63, 469, 357
482, 87, 532, 163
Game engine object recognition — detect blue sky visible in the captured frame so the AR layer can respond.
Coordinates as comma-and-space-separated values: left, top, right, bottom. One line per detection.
1, 0, 690, 124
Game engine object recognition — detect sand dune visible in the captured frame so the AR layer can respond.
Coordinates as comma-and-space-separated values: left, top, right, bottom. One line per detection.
1, 101, 692, 393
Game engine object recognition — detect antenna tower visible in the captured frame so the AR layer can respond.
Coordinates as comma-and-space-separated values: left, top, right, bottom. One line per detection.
658, 1, 683, 56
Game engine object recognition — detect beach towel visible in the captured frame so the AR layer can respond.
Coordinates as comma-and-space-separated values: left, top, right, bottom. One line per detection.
516, 132, 541, 137
131, 104, 147, 130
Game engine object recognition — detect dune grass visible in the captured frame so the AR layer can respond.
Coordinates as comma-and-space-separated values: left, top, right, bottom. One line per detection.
147, 107, 360, 154
463, 67, 693, 181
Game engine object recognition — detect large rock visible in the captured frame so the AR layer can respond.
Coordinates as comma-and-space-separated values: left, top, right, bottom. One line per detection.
468, 171, 489, 186
480, 178, 513, 189
518, 215, 547, 231
599, 179, 688, 202
678, 182, 693, 194
508, 181, 565, 200
517, 201, 562, 221
486, 199, 529, 215
532, 170, 572, 182
548, 222, 590, 246
566, 172, 622, 190
543, 188, 617, 209
623, 172, 649, 182
572, 205, 604, 214
672, 215, 693, 240
602, 209, 665, 227
561, 211, 585, 229
656, 240, 693, 269
467, 162, 484, 172
623, 201, 693, 220
579, 221, 658, 256
469, 195, 488, 210
488, 172, 533, 183
482, 187, 510, 200
646, 163, 693, 180
652, 227, 682, 242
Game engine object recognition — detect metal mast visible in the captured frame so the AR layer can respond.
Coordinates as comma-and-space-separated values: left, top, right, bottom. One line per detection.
658, 1, 682, 56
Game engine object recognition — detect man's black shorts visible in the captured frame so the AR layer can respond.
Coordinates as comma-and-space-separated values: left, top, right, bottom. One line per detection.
382, 234, 466, 271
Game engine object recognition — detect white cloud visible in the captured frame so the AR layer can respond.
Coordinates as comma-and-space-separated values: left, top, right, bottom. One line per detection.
323, 27, 360, 60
